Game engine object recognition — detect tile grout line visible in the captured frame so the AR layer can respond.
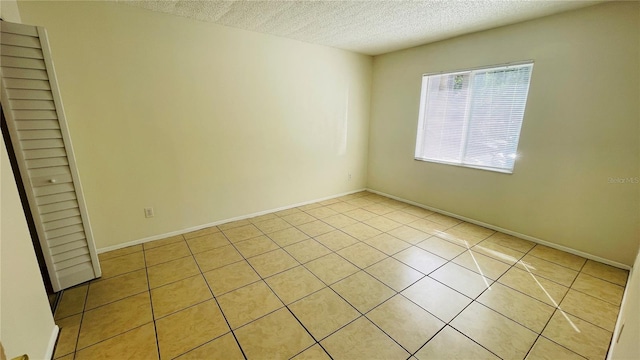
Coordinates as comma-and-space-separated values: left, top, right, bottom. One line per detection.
50, 286, 81, 359
361, 293, 437, 357
410, 325, 448, 359
75, 271, 150, 313
141, 239, 162, 360
69, 276, 92, 358
425, 229, 544, 360
222, 195, 406, 357
567, 276, 625, 306
492, 234, 572, 360
70, 248, 156, 357
430, 275, 503, 359
276, 195, 615, 358
220, 224, 334, 358
189, 230, 250, 360
289, 194, 605, 358
89, 191, 622, 360
73, 323, 158, 359
297, 201, 471, 356
488, 235, 545, 359
221, 225, 341, 359
416, 324, 502, 360
526, 256, 602, 360
526, 309, 589, 360
477, 248, 621, 337
297, 200, 462, 357
74, 196, 409, 355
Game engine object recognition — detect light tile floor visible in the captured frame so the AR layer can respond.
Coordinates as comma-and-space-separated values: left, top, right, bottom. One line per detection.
52, 191, 629, 360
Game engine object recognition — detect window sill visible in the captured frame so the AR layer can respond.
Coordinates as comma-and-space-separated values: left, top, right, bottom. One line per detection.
413, 157, 514, 174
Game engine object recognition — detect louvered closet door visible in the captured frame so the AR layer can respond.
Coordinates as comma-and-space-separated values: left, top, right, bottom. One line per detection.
0, 20, 101, 291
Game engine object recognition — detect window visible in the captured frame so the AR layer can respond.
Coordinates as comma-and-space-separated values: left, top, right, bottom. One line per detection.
415, 62, 533, 173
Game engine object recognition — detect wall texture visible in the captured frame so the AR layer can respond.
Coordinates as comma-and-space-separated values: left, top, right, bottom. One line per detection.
1, 3, 57, 359
17, 1, 373, 250
368, 2, 639, 265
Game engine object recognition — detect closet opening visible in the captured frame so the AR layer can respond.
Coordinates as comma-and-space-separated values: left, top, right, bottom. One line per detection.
1, 105, 59, 310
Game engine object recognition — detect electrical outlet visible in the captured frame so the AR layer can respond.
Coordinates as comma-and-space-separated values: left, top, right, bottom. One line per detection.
144, 207, 154, 218
348, 172, 352, 181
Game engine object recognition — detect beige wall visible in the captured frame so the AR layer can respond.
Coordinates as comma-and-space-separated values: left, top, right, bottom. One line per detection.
1, 138, 57, 359
0, 0, 20, 21
15, 1, 639, 265
1, 0, 58, 350
368, 2, 640, 265
17, 1, 373, 250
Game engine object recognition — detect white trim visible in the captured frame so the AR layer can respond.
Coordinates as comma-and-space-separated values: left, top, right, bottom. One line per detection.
416, 62, 533, 175
45, 325, 60, 360
422, 59, 535, 77
97, 188, 367, 254
37, 26, 102, 279
413, 157, 514, 174
606, 250, 639, 360
366, 188, 632, 270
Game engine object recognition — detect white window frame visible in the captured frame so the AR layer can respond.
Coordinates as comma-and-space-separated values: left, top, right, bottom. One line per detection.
414, 61, 534, 174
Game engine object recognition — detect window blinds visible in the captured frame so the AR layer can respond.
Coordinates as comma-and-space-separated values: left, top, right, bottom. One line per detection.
415, 62, 533, 173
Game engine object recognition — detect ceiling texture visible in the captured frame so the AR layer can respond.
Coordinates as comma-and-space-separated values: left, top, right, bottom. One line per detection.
120, 1, 602, 55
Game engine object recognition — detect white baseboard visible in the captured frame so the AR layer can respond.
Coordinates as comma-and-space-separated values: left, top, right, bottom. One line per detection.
45, 325, 59, 360
98, 186, 631, 271
97, 188, 367, 254
366, 188, 632, 270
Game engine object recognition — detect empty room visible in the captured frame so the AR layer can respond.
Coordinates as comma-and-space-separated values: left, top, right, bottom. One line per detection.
0, 0, 638, 359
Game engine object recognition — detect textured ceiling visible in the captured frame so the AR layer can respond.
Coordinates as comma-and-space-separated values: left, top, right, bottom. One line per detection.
120, 1, 602, 55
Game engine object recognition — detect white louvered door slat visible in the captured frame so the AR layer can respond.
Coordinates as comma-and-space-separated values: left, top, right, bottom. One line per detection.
29, 165, 71, 177
18, 129, 63, 140
47, 224, 84, 245
24, 148, 67, 159
1, 20, 39, 36
27, 158, 69, 170
13, 109, 58, 119
1, 20, 101, 291
0, 32, 42, 48
41, 207, 81, 222
34, 183, 75, 197
54, 254, 92, 271
0, 45, 44, 59
50, 239, 88, 255
39, 200, 79, 214
22, 138, 65, 149
47, 232, 86, 249
6, 89, 53, 100
15, 120, 60, 130
3, 78, 51, 89
1, 56, 46, 69
52, 247, 90, 264
1, 67, 49, 80
57, 263, 95, 284
11, 100, 57, 110
44, 216, 83, 231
